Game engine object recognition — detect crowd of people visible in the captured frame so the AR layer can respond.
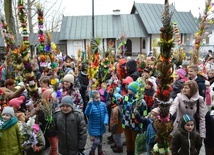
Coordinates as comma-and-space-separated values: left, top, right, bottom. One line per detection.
0, 50, 214, 155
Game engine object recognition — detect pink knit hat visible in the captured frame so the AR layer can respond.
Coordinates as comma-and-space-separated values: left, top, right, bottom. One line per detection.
8, 96, 25, 109
176, 69, 186, 79
42, 88, 56, 101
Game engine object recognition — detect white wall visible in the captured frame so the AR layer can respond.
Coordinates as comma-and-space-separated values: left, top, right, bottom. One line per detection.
67, 40, 84, 57
209, 30, 214, 45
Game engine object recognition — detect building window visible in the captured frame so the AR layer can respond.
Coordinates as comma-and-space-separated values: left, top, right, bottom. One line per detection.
107, 38, 116, 50
143, 39, 146, 49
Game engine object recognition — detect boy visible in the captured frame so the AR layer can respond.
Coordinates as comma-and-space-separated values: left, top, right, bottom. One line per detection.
171, 114, 202, 155
55, 96, 87, 155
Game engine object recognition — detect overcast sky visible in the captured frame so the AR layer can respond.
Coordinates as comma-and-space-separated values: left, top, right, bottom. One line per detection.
59, 0, 207, 17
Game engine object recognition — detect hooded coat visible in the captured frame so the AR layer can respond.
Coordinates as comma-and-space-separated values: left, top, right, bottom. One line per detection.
170, 92, 206, 138
55, 110, 87, 155
0, 122, 22, 155
171, 118, 202, 155
125, 59, 139, 81
85, 100, 109, 136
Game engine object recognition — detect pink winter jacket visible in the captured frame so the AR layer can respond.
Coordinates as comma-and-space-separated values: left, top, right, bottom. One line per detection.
170, 92, 206, 138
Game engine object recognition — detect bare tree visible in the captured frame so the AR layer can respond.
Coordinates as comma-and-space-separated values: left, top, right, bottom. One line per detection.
2, 0, 64, 35
4, 0, 16, 36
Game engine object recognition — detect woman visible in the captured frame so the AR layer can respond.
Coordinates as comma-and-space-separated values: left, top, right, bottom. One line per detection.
37, 89, 59, 155
170, 80, 206, 139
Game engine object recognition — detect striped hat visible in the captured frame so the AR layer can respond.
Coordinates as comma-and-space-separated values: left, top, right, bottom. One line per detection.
128, 81, 139, 94
181, 114, 194, 128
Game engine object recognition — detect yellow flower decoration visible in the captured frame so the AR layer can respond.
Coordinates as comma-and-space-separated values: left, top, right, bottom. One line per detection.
50, 78, 58, 85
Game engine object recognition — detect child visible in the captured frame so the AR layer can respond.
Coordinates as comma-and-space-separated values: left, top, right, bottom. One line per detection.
170, 69, 188, 100
8, 96, 26, 122
171, 114, 202, 155
144, 77, 157, 112
0, 107, 22, 155
121, 76, 133, 96
145, 110, 157, 155
99, 82, 108, 103
23, 123, 46, 155
55, 95, 87, 155
204, 103, 214, 155
25, 100, 36, 121
85, 90, 109, 155
110, 93, 123, 153
122, 81, 147, 155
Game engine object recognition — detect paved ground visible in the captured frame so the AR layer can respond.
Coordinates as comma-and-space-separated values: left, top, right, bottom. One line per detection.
45, 128, 206, 155
84, 129, 206, 155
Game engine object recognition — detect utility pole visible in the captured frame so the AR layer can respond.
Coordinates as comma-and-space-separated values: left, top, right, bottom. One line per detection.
92, 0, 94, 38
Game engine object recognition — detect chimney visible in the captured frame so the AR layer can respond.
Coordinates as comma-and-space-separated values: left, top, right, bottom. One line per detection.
113, 9, 120, 15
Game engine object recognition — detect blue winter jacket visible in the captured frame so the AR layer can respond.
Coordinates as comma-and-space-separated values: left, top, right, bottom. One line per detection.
85, 100, 109, 136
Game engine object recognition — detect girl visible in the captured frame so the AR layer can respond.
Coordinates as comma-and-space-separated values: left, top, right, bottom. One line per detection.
37, 88, 58, 155
170, 68, 188, 100
85, 90, 109, 155
171, 114, 202, 155
60, 73, 83, 110
0, 107, 22, 155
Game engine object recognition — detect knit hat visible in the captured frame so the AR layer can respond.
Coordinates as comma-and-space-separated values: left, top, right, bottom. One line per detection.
2, 106, 15, 117
63, 74, 74, 84
182, 60, 189, 67
123, 76, 133, 85
128, 81, 139, 94
8, 96, 25, 109
181, 114, 194, 128
125, 59, 137, 74
176, 69, 186, 79
42, 88, 56, 101
147, 77, 157, 91
60, 95, 74, 108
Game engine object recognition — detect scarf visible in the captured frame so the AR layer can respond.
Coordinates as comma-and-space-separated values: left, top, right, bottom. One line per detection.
0, 117, 18, 130
206, 88, 212, 106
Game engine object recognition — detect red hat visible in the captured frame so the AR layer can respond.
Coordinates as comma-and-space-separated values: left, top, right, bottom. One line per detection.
8, 96, 25, 109
123, 76, 133, 85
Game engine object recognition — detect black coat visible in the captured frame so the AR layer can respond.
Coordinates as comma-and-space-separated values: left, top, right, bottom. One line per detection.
172, 128, 202, 155
205, 109, 214, 148
195, 75, 206, 99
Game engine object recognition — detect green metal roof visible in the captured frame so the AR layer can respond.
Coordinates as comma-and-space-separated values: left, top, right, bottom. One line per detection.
0, 32, 61, 46
133, 3, 197, 34
59, 14, 149, 40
